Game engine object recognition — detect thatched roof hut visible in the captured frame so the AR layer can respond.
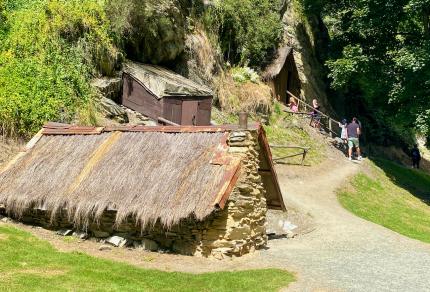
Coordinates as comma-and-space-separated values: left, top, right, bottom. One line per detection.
262, 46, 301, 104
0, 122, 284, 231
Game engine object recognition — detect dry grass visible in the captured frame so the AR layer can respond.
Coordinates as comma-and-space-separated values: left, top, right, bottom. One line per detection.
0, 137, 22, 169
0, 132, 231, 229
185, 27, 221, 85
217, 74, 273, 114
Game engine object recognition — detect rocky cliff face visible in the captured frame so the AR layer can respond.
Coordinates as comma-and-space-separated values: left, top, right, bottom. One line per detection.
282, 2, 333, 114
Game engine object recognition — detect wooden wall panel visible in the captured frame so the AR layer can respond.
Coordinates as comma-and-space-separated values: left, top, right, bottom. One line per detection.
122, 74, 162, 120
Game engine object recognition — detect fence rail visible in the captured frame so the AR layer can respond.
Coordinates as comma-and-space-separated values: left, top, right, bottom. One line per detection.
286, 91, 341, 138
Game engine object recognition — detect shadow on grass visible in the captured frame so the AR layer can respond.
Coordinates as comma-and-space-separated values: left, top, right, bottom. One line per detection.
371, 157, 430, 205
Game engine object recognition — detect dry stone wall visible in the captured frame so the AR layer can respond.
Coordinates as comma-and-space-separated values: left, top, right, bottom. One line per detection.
0, 129, 268, 258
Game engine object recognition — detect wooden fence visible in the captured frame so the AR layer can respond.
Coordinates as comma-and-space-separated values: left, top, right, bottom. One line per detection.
286, 91, 342, 138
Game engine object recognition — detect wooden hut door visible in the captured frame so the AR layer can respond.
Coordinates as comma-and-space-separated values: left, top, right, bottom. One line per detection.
182, 100, 199, 125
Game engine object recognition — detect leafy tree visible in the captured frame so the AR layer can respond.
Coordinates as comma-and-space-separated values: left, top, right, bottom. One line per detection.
206, 0, 283, 67
312, 0, 430, 143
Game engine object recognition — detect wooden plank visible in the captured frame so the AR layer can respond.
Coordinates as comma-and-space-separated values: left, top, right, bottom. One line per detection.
181, 100, 199, 125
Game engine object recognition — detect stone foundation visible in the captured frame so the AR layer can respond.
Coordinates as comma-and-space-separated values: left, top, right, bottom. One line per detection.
0, 129, 268, 258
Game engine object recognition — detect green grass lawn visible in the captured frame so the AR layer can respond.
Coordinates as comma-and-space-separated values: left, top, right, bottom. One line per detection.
0, 225, 295, 291
338, 158, 430, 243
264, 107, 326, 165
212, 103, 326, 165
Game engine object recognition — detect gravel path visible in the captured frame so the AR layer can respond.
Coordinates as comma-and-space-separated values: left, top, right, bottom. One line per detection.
263, 157, 430, 292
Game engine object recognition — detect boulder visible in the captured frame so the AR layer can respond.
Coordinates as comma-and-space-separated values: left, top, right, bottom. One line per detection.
0, 217, 10, 223
106, 235, 130, 248
98, 97, 129, 124
73, 231, 89, 240
91, 77, 122, 102
141, 239, 157, 251
56, 229, 73, 236
98, 245, 112, 251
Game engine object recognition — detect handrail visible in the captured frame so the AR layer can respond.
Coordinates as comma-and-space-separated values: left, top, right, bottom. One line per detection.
270, 144, 310, 150
287, 91, 340, 125
286, 91, 343, 138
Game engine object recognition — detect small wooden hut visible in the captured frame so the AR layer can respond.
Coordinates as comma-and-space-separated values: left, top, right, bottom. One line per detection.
0, 122, 285, 258
262, 46, 301, 104
122, 62, 213, 126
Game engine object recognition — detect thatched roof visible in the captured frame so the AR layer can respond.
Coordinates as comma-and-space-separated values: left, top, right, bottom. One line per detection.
123, 61, 213, 99
262, 45, 293, 81
0, 123, 283, 229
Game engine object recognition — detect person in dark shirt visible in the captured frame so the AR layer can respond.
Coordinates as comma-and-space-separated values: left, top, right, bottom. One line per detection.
346, 117, 362, 161
411, 144, 421, 169
311, 99, 321, 129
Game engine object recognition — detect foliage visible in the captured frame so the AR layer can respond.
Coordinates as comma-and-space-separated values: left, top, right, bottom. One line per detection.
230, 66, 260, 83
309, 0, 430, 140
0, 0, 118, 137
338, 158, 430, 243
0, 225, 295, 291
205, 0, 283, 67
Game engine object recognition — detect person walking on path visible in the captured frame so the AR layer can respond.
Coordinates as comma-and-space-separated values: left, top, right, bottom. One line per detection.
338, 119, 348, 142
411, 144, 421, 169
346, 117, 362, 161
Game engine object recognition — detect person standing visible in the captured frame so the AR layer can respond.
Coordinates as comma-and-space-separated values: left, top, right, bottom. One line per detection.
311, 99, 321, 129
338, 119, 348, 142
288, 96, 299, 113
346, 117, 362, 161
411, 144, 421, 169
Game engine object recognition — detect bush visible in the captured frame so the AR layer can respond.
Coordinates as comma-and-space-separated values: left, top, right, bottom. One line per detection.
206, 0, 283, 67
0, 0, 118, 137
230, 66, 260, 83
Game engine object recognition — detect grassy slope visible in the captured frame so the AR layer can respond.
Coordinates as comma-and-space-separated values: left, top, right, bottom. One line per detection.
212, 104, 326, 166
338, 158, 430, 243
264, 105, 326, 165
0, 225, 295, 291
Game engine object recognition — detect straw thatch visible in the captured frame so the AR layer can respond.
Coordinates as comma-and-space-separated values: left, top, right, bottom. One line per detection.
261, 45, 293, 81
0, 131, 235, 229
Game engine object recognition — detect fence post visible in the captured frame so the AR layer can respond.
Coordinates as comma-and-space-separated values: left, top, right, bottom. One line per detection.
329, 119, 333, 138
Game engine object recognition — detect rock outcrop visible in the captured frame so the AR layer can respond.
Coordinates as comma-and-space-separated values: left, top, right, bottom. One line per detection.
282, 2, 333, 114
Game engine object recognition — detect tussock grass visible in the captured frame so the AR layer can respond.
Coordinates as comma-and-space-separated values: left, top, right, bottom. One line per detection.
338, 159, 430, 243
0, 225, 295, 291
216, 74, 273, 114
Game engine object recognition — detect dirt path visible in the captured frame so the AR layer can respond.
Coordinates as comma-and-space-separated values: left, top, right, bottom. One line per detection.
263, 156, 430, 292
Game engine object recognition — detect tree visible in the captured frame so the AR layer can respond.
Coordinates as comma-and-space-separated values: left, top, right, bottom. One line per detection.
318, 0, 430, 142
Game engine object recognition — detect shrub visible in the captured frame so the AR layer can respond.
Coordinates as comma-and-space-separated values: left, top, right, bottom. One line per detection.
206, 0, 283, 67
0, 0, 118, 137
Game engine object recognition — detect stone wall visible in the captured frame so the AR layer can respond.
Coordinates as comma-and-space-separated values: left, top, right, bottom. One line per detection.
1, 129, 268, 258
205, 130, 267, 258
